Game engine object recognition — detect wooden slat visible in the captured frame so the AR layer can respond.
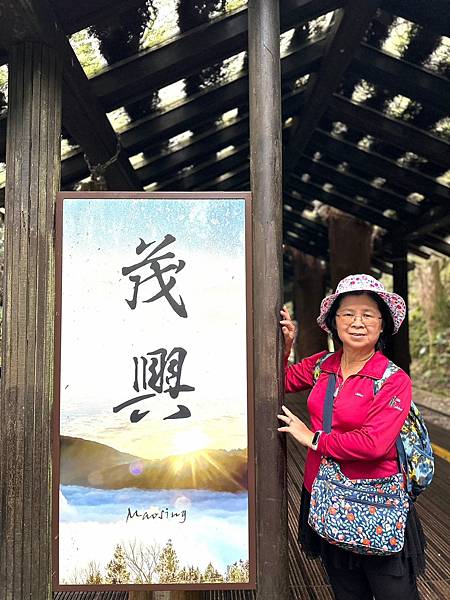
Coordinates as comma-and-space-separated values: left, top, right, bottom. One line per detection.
297, 155, 421, 219
89, 0, 344, 113
52, 0, 158, 35
285, 0, 379, 171
311, 129, 450, 204
351, 43, 450, 116
327, 94, 450, 168
381, 0, 450, 37
287, 174, 398, 230
0, 34, 323, 173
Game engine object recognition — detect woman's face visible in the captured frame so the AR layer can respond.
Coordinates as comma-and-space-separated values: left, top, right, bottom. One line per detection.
334, 293, 383, 353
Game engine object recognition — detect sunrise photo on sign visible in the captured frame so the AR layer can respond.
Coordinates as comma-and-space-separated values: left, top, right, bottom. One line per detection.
54, 194, 253, 589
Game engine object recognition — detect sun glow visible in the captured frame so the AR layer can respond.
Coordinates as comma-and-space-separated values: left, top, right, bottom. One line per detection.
171, 428, 210, 455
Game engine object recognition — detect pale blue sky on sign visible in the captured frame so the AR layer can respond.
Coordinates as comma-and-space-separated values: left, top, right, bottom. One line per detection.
59, 197, 249, 460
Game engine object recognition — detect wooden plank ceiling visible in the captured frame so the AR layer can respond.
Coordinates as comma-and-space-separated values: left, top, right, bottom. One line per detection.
0, 0, 449, 277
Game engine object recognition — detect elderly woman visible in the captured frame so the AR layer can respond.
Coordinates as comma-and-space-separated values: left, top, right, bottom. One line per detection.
278, 274, 425, 600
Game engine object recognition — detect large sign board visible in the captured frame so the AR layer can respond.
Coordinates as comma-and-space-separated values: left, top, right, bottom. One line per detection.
52, 192, 255, 591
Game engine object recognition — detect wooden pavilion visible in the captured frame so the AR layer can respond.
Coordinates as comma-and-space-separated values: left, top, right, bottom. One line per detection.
0, 1, 449, 599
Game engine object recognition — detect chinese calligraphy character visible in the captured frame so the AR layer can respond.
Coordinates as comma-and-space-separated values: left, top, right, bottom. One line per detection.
122, 234, 187, 317
113, 347, 195, 423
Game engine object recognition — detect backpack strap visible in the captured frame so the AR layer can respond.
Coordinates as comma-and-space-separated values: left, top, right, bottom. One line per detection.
313, 352, 335, 383
372, 360, 411, 495
373, 360, 400, 395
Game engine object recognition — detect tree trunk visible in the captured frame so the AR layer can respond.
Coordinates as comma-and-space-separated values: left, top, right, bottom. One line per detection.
328, 208, 373, 288
292, 249, 327, 359
417, 259, 450, 357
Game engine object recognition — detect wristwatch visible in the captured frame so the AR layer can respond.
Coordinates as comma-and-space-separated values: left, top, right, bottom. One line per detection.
311, 430, 323, 451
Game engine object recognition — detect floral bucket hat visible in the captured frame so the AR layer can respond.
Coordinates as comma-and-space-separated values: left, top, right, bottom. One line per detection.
317, 274, 406, 335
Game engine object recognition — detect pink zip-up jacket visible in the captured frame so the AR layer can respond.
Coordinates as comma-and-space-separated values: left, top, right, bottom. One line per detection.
285, 349, 412, 492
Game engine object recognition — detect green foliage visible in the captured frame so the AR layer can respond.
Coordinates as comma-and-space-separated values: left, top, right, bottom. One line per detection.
225, 559, 249, 582
226, 0, 246, 9
84, 561, 104, 584
409, 259, 450, 393
0, 65, 8, 112
155, 539, 179, 583
71, 537, 245, 584
203, 561, 225, 582
105, 544, 131, 584
69, 31, 105, 78
177, 565, 203, 582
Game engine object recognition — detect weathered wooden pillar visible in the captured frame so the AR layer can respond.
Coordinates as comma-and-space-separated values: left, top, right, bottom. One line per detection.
391, 240, 410, 373
292, 250, 327, 359
328, 208, 372, 288
248, 1, 288, 599
0, 43, 62, 600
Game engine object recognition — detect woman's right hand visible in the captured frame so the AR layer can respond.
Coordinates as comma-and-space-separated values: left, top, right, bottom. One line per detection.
280, 305, 296, 360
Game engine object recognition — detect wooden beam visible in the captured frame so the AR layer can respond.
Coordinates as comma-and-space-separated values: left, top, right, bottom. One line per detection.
90, 0, 343, 113
287, 174, 398, 230
3, 26, 447, 166
389, 205, 450, 241
284, 229, 328, 260
0, 34, 322, 175
188, 167, 430, 268
117, 36, 320, 156
155, 144, 248, 191
381, 0, 450, 37
196, 166, 249, 191
297, 154, 421, 219
51, 0, 157, 35
419, 235, 450, 258
136, 117, 249, 185
327, 94, 450, 168
284, 0, 379, 171
311, 129, 450, 204
0, 0, 141, 191
351, 43, 450, 116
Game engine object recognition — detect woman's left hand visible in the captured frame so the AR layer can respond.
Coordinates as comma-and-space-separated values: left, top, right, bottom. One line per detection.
277, 405, 314, 448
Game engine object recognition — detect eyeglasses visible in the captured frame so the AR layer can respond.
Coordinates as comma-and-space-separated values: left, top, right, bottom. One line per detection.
336, 312, 382, 326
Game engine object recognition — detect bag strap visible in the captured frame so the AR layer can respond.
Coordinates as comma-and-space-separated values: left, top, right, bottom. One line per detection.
322, 373, 336, 433
373, 361, 411, 494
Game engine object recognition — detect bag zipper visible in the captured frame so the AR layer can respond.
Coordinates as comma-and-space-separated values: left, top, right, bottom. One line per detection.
316, 476, 403, 502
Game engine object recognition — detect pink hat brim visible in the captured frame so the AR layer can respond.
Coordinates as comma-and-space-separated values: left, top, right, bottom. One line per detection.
317, 290, 406, 335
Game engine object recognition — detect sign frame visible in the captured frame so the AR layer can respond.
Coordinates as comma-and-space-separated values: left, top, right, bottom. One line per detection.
52, 191, 256, 592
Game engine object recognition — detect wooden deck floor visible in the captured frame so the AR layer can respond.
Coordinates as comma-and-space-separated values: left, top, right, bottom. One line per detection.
54, 394, 450, 600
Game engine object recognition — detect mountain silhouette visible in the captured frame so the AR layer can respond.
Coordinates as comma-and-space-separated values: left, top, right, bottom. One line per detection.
60, 436, 248, 492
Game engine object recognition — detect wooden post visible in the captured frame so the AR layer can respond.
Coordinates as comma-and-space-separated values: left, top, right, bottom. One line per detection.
248, 1, 289, 599
0, 43, 62, 600
391, 241, 410, 373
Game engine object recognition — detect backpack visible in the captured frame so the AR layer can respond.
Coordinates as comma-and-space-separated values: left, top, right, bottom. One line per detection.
314, 353, 434, 501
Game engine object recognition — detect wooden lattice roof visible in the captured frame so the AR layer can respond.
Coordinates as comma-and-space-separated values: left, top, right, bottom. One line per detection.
0, 0, 449, 277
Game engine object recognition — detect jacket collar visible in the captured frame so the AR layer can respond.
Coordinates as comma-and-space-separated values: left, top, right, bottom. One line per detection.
320, 348, 389, 379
